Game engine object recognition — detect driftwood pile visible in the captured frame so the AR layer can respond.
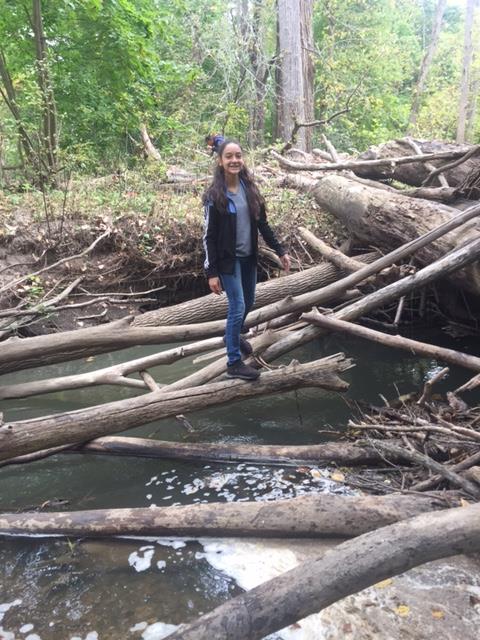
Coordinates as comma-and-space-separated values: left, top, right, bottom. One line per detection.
1, 136, 480, 639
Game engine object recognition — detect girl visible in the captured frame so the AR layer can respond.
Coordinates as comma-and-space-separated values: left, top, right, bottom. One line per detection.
203, 140, 290, 380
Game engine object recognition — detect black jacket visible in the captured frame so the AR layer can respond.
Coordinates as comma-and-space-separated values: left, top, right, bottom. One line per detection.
203, 194, 286, 278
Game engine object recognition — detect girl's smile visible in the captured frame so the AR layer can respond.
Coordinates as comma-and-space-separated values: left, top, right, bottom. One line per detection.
219, 143, 244, 177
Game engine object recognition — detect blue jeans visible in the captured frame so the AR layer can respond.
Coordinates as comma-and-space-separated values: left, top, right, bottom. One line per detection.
220, 256, 257, 365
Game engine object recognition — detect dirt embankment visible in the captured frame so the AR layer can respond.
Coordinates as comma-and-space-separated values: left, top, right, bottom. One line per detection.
0, 172, 344, 335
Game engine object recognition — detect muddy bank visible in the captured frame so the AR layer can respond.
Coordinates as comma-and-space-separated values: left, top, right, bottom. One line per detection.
0, 174, 344, 335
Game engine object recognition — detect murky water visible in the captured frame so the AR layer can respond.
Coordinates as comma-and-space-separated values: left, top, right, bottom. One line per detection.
1, 331, 479, 639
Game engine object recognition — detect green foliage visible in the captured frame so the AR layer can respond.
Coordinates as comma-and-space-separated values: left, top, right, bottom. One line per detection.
0, 0, 477, 177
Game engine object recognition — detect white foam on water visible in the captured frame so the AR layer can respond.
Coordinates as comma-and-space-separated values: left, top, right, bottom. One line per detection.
0, 598, 22, 631
0, 599, 22, 617
25, 634, 42, 640
155, 539, 186, 550
141, 621, 178, 639
20, 623, 34, 633
130, 621, 148, 632
128, 546, 155, 572
156, 560, 166, 570
195, 538, 339, 640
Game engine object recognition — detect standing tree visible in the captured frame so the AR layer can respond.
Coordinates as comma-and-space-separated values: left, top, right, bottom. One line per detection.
238, 0, 271, 147
276, 0, 314, 151
464, 0, 480, 142
407, 0, 447, 133
32, 0, 58, 183
457, 0, 476, 142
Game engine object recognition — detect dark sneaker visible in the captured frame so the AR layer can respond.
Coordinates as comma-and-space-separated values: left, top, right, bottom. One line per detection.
226, 360, 260, 381
223, 336, 253, 356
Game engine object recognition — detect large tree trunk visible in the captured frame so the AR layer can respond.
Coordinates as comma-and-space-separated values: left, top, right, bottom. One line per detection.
287, 173, 480, 296
407, 0, 447, 133
465, 75, 480, 143
0, 493, 455, 538
457, 0, 476, 143
0, 355, 351, 462
164, 503, 480, 640
72, 436, 390, 467
132, 254, 376, 327
276, 0, 314, 151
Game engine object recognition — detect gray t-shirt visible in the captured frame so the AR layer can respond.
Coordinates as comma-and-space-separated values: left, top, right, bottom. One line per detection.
228, 183, 252, 257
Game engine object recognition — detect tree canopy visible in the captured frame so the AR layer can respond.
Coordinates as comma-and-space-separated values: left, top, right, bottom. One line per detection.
0, 0, 478, 177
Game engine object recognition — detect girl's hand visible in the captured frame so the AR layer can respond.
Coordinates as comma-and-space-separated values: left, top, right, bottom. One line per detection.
280, 254, 291, 273
208, 277, 222, 295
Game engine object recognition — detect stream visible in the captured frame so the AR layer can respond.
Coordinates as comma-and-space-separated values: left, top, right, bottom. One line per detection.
1, 330, 480, 639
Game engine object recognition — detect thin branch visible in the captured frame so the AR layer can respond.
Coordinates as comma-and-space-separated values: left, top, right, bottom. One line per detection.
0, 229, 111, 294
422, 144, 480, 186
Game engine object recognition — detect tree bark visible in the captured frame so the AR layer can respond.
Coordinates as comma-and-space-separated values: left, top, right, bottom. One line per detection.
0, 493, 455, 538
134, 249, 363, 327
457, 0, 476, 143
164, 503, 480, 640
0, 49, 38, 172
140, 123, 161, 160
407, 0, 447, 132
0, 337, 223, 399
359, 439, 480, 499
288, 173, 480, 296
72, 435, 388, 467
0, 355, 352, 461
32, 0, 58, 183
2, 198, 477, 378
276, 0, 314, 151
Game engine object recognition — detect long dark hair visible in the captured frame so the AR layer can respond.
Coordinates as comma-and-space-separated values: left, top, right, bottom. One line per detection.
202, 139, 264, 220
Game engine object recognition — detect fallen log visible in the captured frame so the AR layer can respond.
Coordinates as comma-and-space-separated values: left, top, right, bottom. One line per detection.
164, 502, 480, 640
0, 493, 456, 539
262, 236, 480, 362
286, 174, 480, 295
74, 436, 387, 466
306, 313, 480, 372
298, 227, 366, 272
354, 139, 480, 187
2, 201, 476, 378
0, 254, 377, 377
132, 256, 366, 327
271, 147, 469, 174
0, 354, 352, 461
0, 336, 223, 399
0, 329, 283, 400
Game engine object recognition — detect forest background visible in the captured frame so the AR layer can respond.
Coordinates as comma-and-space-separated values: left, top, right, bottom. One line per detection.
0, 0, 479, 186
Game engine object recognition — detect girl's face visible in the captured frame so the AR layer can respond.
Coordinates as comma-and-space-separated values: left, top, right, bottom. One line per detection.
218, 143, 244, 177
